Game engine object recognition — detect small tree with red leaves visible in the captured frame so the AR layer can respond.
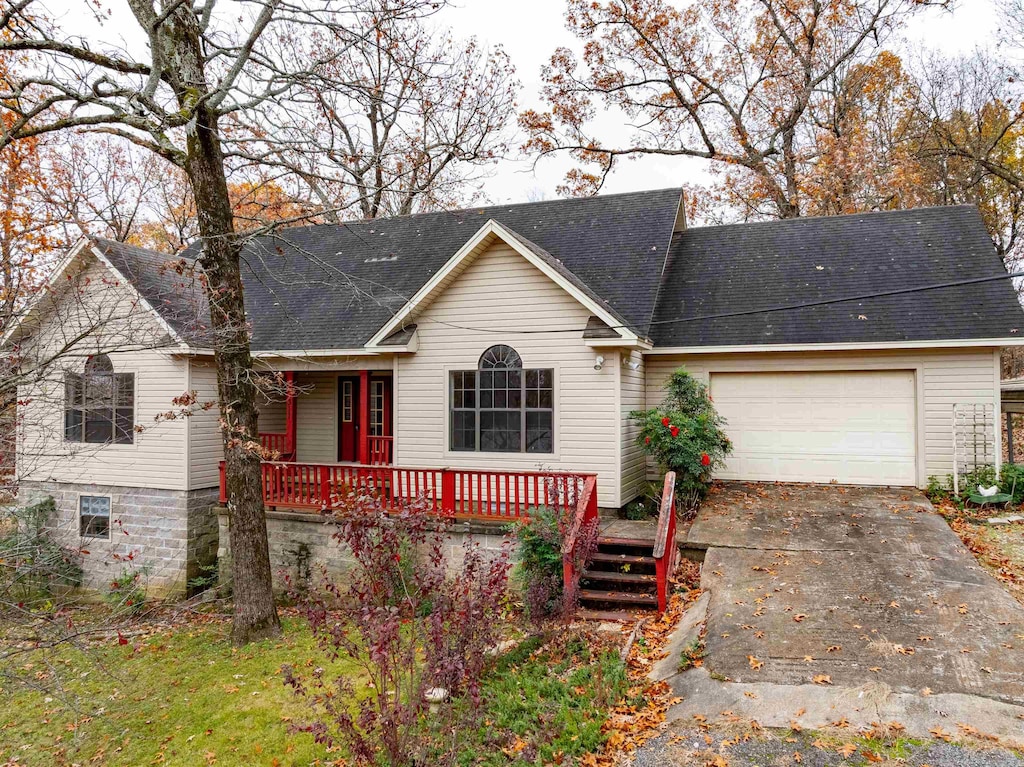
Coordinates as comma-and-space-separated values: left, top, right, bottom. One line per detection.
631, 369, 732, 513
283, 488, 512, 766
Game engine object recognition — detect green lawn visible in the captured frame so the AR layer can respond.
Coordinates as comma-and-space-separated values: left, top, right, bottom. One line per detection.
0, 615, 353, 766
1, 614, 630, 767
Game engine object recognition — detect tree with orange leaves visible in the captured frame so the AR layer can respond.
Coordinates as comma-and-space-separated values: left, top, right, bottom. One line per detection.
522, 0, 945, 219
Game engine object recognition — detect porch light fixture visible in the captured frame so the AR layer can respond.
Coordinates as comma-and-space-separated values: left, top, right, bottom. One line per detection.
622, 358, 641, 371
593, 354, 605, 371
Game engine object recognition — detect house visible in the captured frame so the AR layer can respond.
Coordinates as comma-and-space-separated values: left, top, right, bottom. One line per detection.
8, 188, 1024, 593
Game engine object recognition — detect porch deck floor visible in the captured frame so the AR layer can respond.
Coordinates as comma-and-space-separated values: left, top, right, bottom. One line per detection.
598, 518, 659, 542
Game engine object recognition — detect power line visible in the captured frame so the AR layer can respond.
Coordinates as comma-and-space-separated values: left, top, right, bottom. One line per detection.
411, 269, 1024, 336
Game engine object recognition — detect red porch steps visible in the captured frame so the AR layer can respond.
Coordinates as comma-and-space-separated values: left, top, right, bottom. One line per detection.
577, 535, 661, 621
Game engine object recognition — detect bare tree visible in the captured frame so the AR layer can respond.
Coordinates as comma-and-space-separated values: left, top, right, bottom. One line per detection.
0, 0, 441, 644
238, 8, 518, 219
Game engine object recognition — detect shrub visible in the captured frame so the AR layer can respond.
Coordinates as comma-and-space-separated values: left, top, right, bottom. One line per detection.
631, 369, 732, 512
284, 489, 512, 767
927, 463, 1024, 508
511, 504, 598, 623
0, 497, 82, 607
105, 562, 149, 615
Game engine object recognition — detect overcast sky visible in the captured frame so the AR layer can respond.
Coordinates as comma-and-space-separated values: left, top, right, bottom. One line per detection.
67, 0, 1003, 206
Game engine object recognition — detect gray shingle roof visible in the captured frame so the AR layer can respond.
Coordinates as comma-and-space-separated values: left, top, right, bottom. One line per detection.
100, 195, 1023, 353
650, 205, 1024, 347
186, 188, 682, 350
94, 238, 211, 345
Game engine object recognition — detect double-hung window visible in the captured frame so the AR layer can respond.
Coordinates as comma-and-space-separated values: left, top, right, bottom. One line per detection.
450, 345, 553, 453
65, 354, 135, 444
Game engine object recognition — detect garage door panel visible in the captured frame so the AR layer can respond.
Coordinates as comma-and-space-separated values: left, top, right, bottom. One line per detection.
711, 371, 917, 486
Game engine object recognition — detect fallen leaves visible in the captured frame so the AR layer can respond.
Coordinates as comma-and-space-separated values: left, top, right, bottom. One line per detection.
747, 655, 764, 671
812, 674, 832, 685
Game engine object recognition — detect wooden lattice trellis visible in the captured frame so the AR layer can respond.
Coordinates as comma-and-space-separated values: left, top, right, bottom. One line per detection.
952, 403, 999, 496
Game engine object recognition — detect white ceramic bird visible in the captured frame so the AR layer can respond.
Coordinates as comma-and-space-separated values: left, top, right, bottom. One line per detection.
978, 485, 999, 497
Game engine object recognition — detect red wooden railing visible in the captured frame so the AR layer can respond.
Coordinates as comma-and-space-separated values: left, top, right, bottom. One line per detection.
259, 432, 290, 458
367, 435, 394, 465
652, 471, 679, 613
218, 460, 594, 522
560, 475, 599, 603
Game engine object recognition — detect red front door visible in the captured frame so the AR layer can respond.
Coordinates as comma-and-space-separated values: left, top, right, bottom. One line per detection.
338, 375, 360, 462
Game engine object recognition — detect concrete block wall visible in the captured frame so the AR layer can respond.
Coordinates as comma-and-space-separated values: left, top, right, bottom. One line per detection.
20, 481, 220, 596
217, 509, 515, 592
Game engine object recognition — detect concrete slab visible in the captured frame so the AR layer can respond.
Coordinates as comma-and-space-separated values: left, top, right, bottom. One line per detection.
663, 667, 1024, 748
689, 482, 934, 553
687, 483, 1024, 706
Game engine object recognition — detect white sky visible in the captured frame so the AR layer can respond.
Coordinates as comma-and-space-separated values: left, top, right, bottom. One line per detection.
65, 0, 1003, 205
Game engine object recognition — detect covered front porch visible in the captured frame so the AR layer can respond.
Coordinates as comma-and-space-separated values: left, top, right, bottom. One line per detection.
256, 369, 395, 466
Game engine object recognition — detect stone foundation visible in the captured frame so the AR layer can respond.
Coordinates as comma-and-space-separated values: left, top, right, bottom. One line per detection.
19, 481, 220, 597
217, 507, 514, 592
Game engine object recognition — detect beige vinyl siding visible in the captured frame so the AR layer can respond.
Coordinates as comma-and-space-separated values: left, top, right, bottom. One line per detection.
644, 348, 1000, 487
256, 395, 286, 434
619, 349, 646, 505
18, 258, 190, 490
186, 359, 222, 490
295, 372, 338, 463
394, 241, 620, 507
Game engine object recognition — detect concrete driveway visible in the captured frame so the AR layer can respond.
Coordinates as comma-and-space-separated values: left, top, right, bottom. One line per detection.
687, 483, 1024, 706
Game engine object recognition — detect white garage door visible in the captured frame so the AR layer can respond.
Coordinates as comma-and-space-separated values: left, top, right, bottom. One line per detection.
710, 370, 917, 486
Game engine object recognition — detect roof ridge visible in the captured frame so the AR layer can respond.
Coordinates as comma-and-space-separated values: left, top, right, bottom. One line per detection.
256, 186, 684, 232
682, 204, 979, 233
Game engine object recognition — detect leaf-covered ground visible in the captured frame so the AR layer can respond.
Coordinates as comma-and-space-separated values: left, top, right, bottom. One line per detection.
943, 506, 1024, 606
0, 609, 644, 767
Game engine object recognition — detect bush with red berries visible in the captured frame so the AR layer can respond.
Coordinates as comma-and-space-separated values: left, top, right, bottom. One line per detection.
630, 369, 732, 512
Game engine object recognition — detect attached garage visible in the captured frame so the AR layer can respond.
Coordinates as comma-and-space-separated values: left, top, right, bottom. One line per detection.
709, 370, 917, 486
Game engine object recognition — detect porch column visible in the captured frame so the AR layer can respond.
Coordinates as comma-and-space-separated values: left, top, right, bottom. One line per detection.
284, 370, 297, 460
358, 369, 370, 464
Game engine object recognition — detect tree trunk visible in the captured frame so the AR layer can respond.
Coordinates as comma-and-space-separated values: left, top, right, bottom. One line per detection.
184, 104, 281, 644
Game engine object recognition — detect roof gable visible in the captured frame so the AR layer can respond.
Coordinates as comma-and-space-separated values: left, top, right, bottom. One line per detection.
2, 237, 190, 349
367, 219, 637, 347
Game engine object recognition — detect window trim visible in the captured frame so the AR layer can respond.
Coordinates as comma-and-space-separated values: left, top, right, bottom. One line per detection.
77, 493, 112, 541
64, 356, 137, 447
443, 361, 560, 460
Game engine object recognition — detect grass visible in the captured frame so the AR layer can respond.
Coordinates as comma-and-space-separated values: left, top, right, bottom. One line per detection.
0, 615, 357, 766
454, 633, 629, 766
1, 613, 631, 767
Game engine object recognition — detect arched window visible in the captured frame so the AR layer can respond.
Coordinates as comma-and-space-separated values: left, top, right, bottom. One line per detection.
450, 345, 554, 453
65, 354, 135, 444
479, 344, 521, 370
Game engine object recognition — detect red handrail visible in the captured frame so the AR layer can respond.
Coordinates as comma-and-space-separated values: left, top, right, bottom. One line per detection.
259, 432, 292, 460
561, 475, 599, 606
652, 471, 678, 614
367, 435, 393, 465
218, 459, 595, 521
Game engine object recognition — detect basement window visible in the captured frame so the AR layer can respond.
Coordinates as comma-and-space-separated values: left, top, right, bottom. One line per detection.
79, 495, 111, 539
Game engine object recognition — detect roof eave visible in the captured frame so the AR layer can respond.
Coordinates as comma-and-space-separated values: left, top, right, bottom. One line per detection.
644, 337, 1024, 355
